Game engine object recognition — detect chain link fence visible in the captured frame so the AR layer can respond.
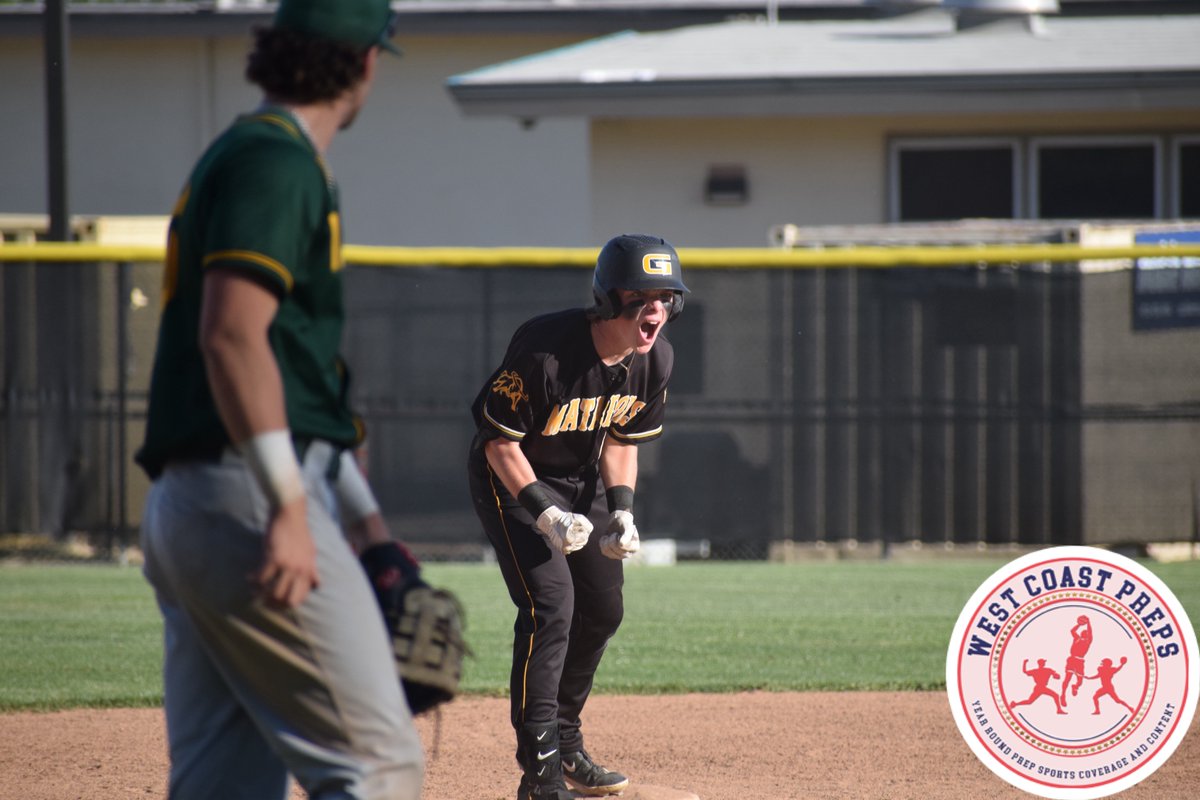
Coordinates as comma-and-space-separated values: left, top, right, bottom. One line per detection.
3, 223, 1200, 563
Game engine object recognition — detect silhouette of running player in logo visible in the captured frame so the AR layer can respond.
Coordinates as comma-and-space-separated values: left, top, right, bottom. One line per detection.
1060, 615, 1093, 707
1010, 658, 1068, 715
1084, 656, 1136, 716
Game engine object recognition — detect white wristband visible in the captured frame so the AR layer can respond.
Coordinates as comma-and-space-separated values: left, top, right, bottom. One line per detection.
334, 450, 381, 522
238, 429, 305, 508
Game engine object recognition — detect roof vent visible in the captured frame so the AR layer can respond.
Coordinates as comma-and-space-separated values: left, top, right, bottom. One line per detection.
943, 0, 1059, 33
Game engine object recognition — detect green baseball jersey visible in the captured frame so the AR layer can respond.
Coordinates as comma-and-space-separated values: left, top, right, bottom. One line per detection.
136, 108, 363, 479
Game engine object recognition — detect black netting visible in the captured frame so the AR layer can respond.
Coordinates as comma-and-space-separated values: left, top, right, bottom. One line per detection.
3, 248, 1199, 562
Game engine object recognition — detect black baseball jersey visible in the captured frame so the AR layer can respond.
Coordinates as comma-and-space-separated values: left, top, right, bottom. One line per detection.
471, 309, 673, 477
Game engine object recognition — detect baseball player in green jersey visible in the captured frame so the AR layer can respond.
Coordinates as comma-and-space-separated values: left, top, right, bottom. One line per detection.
135, 2, 423, 799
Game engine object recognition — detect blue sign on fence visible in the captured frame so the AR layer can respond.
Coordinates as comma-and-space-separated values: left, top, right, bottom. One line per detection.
1132, 229, 1200, 330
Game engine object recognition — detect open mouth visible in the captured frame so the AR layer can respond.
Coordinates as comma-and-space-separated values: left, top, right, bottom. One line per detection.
640, 320, 660, 340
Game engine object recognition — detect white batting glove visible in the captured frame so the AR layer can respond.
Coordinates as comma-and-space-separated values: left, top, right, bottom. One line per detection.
600, 510, 640, 560
535, 506, 593, 555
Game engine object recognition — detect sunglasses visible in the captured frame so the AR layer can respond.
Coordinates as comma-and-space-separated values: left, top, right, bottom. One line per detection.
618, 292, 679, 318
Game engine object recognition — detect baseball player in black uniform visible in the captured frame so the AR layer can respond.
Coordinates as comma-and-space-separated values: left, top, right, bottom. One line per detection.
467, 234, 689, 800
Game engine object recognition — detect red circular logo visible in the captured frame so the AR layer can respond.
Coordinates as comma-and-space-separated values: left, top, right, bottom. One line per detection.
947, 547, 1197, 798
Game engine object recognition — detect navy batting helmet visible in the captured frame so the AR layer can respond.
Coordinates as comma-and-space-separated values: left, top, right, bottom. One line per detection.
590, 233, 689, 321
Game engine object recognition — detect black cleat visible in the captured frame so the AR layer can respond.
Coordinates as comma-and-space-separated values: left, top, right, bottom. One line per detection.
561, 750, 630, 796
517, 775, 575, 800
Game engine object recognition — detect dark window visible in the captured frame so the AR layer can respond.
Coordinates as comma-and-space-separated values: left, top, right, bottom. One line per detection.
1180, 143, 1200, 218
897, 147, 1015, 222
1036, 143, 1156, 219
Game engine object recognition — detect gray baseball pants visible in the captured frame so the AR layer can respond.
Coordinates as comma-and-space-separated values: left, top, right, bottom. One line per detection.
141, 443, 424, 800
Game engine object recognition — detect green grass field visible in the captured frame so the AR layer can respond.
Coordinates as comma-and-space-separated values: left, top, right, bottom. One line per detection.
2, 559, 1198, 712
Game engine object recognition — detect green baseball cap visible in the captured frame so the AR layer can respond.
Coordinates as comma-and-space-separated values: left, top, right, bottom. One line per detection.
274, 0, 401, 55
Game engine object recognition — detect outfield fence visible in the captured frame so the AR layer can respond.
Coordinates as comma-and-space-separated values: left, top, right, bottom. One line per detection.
3, 221, 1200, 562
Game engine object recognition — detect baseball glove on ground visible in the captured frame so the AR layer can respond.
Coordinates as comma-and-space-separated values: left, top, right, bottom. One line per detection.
360, 542, 469, 715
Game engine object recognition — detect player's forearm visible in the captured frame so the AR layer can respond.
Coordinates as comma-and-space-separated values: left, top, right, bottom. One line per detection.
345, 511, 390, 553
202, 333, 289, 442
600, 438, 638, 492
485, 438, 594, 553
335, 449, 389, 550
200, 270, 304, 510
483, 438, 539, 498
203, 335, 305, 509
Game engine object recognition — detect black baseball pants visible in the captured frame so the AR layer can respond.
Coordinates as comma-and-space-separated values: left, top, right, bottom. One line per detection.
467, 447, 624, 756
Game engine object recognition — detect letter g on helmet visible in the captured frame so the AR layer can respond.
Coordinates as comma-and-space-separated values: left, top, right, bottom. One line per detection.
590, 234, 689, 321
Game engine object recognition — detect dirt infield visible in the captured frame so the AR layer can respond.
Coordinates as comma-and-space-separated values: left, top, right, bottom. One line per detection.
3, 692, 1197, 799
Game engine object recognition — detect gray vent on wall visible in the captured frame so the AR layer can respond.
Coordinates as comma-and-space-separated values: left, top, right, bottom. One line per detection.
942, 0, 1061, 32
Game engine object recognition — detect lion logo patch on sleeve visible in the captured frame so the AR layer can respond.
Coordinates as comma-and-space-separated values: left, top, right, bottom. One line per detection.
491, 370, 530, 412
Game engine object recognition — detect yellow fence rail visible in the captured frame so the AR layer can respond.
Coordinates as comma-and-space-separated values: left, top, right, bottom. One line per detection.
2, 241, 1200, 267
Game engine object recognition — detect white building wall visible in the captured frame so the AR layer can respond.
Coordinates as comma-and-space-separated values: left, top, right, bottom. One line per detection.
591, 117, 884, 247
0, 29, 591, 246
4, 27, 1199, 250
590, 110, 1200, 247
1, 37, 56, 221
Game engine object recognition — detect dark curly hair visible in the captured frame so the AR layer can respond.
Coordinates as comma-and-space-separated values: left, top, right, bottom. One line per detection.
246, 27, 370, 104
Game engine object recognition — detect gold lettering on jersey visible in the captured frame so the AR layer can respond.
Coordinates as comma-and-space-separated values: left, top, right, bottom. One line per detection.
542, 404, 570, 436
559, 398, 582, 432
580, 397, 600, 431
541, 394, 645, 436
606, 395, 636, 424
490, 370, 529, 412
642, 253, 673, 276
598, 394, 620, 428
162, 185, 191, 306
613, 400, 647, 427
328, 212, 344, 272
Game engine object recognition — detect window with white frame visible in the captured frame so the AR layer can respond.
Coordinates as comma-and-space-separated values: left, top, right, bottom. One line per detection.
891, 139, 1019, 222
1176, 137, 1200, 219
1031, 136, 1159, 220
891, 135, 1195, 222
